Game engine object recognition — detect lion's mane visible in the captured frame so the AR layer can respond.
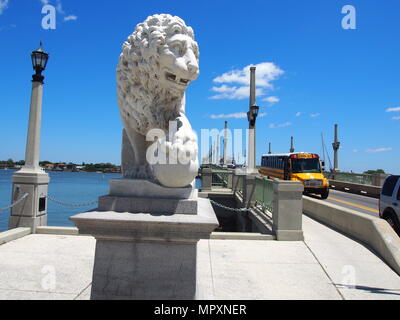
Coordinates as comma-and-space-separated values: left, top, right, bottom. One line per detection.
117, 14, 195, 136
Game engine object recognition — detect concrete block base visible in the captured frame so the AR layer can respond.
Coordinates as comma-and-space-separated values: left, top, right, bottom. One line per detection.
9, 215, 47, 232
9, 170, 49, 232
98, 195, 198, 215
70, 198, 219, 300
275, 230, 304, 241
92, 240, 197, 300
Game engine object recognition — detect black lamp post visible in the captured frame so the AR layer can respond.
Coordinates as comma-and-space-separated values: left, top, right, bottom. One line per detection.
31, 41, 49, 83
10, 41, 51, 231
247, 104, 260, 129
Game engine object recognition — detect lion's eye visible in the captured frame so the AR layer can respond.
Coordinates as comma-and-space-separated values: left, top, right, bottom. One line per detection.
171, 42, 184, 55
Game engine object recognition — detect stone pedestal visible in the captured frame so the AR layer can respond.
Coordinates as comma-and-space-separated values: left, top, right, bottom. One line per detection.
70, 181, 219, 300
9, 170, 50, 232
272, 180, 304, 241
200, 168, 212, 191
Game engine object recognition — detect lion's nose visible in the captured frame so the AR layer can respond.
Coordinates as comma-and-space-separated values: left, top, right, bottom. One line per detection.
185, 50, 199, 76
187, 61, 199, 76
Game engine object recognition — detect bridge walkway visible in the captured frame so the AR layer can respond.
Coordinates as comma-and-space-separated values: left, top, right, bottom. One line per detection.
0, 213, 399, 299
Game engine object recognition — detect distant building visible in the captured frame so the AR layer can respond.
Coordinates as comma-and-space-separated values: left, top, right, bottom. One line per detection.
44, 163, 55, 170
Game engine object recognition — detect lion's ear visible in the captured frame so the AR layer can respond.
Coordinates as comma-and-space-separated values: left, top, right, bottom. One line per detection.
187, 27, 195, 39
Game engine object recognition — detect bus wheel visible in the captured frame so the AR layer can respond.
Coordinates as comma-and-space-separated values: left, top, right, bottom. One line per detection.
320, 190, 329, 200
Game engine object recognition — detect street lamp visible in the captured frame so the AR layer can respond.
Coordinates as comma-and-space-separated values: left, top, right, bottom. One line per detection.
31, 41, 49, 82
247, 104, 260, 128
247, 66, 259, 173
9, 42, 50, 232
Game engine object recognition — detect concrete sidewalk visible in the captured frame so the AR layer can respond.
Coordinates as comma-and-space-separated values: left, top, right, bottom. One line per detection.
0, 215, 399, 300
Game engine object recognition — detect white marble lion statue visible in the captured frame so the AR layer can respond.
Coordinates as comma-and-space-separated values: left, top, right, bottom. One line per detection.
116, 14, 200, 188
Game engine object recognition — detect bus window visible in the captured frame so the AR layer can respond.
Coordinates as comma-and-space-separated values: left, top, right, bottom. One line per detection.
291, 158, 321, 173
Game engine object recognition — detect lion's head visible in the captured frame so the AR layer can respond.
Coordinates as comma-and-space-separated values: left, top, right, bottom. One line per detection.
117, 14, 200, 136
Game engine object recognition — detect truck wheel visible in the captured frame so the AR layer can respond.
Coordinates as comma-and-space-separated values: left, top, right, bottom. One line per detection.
384, 211, 400, 236
320, 190, 329, 200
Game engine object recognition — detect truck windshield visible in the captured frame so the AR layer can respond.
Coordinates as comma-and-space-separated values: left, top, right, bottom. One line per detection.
291, 158, 321, 173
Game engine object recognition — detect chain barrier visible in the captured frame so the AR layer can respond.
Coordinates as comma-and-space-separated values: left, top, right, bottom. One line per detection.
209, 200, 273, 214
45, 195, 98, 208
0, 193, 29, 212
209, 199, 251, 213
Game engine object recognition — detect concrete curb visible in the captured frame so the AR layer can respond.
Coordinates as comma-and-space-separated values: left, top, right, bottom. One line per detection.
329, 180, 381, 198
0, 228, 31, 246
303, 196, 400, 275
210, 232, 275, 241
36, 226, 81, 236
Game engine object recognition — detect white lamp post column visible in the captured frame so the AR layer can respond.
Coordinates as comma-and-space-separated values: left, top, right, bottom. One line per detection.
247, 67, 259, 174
9, 42, 50, 232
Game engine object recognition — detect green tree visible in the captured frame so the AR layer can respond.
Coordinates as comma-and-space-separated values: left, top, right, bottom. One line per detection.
364, 169, 386, 175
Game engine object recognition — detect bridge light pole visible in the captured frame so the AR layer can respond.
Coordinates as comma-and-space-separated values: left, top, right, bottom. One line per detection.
290, 136, 295, 153
332, 124, 341, 172
223, 121, 228, 167
247, 67, 259, 173
9, 42, 50, 232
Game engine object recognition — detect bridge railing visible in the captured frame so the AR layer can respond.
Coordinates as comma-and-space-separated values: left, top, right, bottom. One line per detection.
324, 172, 373, 185
324, 171, 389, 187
255, 176, 274, 213
211, 170, 231, 188
199, 166, 304, 241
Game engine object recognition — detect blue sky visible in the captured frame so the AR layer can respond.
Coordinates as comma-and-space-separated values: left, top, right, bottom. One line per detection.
0, 0, 399, 174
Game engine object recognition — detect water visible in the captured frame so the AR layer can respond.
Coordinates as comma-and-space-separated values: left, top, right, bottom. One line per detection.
0, 169, 201, 232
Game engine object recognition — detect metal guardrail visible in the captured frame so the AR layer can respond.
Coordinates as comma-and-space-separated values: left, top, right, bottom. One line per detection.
237, 175, 245, 196
255, 176, 274, 213
211, 170, 231, 188
324, 172, 373, 186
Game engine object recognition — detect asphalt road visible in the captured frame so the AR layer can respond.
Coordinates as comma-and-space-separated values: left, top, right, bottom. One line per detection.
306, 189, 380, 217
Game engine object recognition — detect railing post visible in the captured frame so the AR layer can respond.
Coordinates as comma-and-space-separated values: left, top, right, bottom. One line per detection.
201, 167, 213, 191
244, 175, 257, 208
232, 170, 243, 193
227, 171, 233, 189
372, 173, 389, 187
272, 180, 304, 241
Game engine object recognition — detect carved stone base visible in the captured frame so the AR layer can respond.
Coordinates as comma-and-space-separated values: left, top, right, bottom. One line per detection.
98, 196, 198, 215
100, 179, 198, 215
108, 179, 196, 199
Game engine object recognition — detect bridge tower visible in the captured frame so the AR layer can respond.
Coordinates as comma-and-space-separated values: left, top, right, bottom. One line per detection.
223, 121, 228, 167
332, 124, 341, 172
268, 143, 272, 155
290, 136, 295, 153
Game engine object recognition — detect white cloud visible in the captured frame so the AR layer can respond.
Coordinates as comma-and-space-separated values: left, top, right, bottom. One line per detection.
214, 62, 284, 88
0, 0, 9, 15
295, 112, 302, 117
353, 149, 358, 153
210, 62, 284, 100
365, 147, 393, 153
209, 112, 267, 119
269, 122, 292, 129
386, 106, 400, 112
64, 15, 78, 21
40, 0, 50, 4
310, 113, 320, 118
210, 112, 247, 119
210, 85, 264, 100
262, 96, 280, 105
392, 116, 400, 120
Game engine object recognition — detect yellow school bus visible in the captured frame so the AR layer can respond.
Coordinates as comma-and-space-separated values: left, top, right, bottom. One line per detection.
259, 153, 330, 199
